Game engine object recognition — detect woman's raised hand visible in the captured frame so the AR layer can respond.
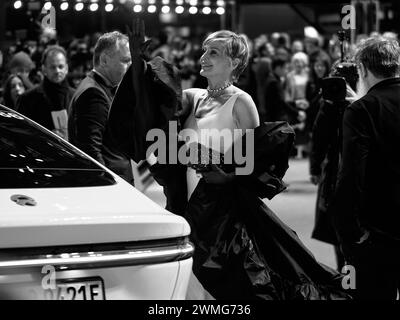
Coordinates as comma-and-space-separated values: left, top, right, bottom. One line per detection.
126, 18, 145, 59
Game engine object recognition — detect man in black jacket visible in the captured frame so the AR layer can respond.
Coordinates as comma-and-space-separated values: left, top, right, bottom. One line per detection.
332, 37, 400, 300
68, 31, 134, 184
17, 45, 74, 139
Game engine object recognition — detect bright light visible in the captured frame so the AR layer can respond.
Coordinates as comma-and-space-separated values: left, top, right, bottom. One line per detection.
75, 3, 84, 11
148, 0, 156, 4
176, 0, 184, 5
119, 0, 127, 4
133, 4, 142, 12
161, 6, 170, 14
162, 0, 170, 4
60, 2, 69, 11
217, 0, 225, 6
89, 3, 99, 11
133, 0, 142, 4
106, 0, 113, 3
202, 7, 211, 14
189, 6, 197, 14
189, 0, 198, 6
147, 5, 157, 13
13, 1, 22, 9
175, 6, 184, 14
105, 4, 114, 12
216, 7, 225, 15
203, 0, 211, 5
43, 1, 52, 11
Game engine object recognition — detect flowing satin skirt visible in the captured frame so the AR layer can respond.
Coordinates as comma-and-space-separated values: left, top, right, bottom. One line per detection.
184, 179, 351, 300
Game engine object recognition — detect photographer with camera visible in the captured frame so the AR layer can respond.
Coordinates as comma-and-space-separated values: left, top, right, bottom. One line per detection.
309, 32, 358, 272
331, 37, 400, 300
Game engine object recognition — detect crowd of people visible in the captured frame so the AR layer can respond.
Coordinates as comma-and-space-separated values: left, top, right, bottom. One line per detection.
0, 28, 377, 150
1, 27, 398, 158
0, 21, 399, 300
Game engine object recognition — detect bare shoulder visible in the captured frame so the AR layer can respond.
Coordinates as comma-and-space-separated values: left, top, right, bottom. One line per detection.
232, 90, 259, 129
234, 90, 256, 107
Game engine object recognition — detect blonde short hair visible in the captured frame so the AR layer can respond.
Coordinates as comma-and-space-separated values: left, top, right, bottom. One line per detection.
291, 52, 309, 66
203, 30, 249, 81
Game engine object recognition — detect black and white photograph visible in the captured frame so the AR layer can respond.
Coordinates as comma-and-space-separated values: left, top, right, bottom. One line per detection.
0, 0, 399, 307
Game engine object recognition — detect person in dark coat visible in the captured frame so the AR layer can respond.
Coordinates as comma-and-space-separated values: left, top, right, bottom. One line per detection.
17, 45, 74, 139
331, 37, 400, 300
68, 31, 134, 184
309, 60, 358, 271
305, 53, 331, 135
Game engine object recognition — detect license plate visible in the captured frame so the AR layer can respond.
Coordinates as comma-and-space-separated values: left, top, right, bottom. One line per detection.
32, 277, 105, 300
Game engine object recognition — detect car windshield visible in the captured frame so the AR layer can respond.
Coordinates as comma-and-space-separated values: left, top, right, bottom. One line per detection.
0, 108, 116, 188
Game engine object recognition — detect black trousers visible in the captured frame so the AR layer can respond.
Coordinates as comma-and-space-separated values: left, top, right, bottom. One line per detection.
343, 239, 400, 300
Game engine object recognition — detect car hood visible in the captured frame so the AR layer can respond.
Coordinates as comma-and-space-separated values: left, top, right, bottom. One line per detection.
0, 180, 190, 248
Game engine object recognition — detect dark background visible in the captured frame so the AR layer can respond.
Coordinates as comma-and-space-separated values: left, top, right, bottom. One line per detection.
1, 0, 399, 50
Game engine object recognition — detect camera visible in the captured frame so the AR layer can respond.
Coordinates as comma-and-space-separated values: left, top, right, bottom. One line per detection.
321, 31, 358, 102
321, 76, 347, 101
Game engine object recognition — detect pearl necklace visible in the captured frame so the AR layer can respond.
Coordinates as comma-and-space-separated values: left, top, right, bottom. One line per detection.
206, 82, 232, 97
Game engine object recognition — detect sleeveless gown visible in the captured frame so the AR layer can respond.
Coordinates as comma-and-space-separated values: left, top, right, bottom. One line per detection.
180, 89, 350, 300
183, 90, 242, 200
183, 89, 243, 299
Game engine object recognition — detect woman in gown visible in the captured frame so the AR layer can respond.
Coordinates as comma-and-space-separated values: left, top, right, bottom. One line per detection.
107, 21, 351, 300
176, 31, 350, 300
180, 31, 259, 299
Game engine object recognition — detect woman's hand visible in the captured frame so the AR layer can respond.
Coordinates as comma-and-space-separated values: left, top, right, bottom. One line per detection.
126, 18, 151, 70
126, 18, 147, 58
199, 165, 235, 184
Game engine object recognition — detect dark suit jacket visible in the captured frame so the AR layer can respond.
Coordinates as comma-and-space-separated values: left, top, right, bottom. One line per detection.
332, 77, 400, 245
310, 100, 348, 245
68, 71, 134, 184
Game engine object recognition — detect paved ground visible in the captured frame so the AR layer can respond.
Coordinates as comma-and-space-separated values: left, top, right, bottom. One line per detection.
144, 158, 338, 270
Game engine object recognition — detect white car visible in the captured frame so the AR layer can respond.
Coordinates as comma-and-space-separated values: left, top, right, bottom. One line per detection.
0, 105, 193, 300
